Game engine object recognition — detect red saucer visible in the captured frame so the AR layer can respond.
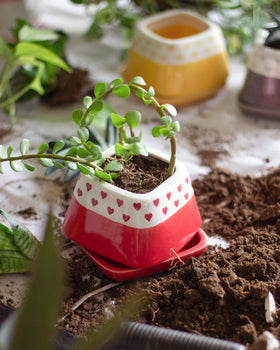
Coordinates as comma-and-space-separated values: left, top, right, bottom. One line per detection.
81, 228, 208, 281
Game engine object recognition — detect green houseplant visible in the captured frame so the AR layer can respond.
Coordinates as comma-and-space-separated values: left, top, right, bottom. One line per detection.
0, 76, 206, 280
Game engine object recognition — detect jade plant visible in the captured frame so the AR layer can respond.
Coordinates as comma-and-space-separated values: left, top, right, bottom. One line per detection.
0, 76, 180, 183
0, 19, 71, 126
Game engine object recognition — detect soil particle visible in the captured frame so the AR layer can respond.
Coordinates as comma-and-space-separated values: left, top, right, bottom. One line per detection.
57, 167, 280, 347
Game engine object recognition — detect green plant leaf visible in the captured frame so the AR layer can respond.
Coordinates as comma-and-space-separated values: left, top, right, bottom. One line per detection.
9, 215, 65, 350
145, 86, 155, 98
72, 109, 84, 125
22, 160, 35, 172
39, 158, 54, 167
104, 160, 123, 172
89, 99, 103, 113
129, 142, 148, 156
0, 210, 41, 261
7, 146, 13, 157
0, 37, 13, 60
160, 103, 177, 117
20, 139, 30, 155
10, 161, 22, 172
112, 85, 130, 98
18, 25, 59, 42
66, 147, 78, 157
53, 160, 64, 169
95, 169, 112, 181
52, 140, 65, 154
0, 224, 17, 251
69, 136, 82, 146
162, 116, 172, 126
111, 113, 126, 128
94, 82, 107, 98
77, 163, 91, 175
125, 110, 141, 129
83, 96, 93, 109
171, 121, 180, 133
15, 42, 71, 72
130, 76, 146, 86
77, 148, 90, 158
64, 161, 77, 171
0, 250, 30, 273
135, 90, 145, 99
77, 127, 89, 142
110, 78, 123, 88
151, 125, 163, 137
38, 143, 49, 154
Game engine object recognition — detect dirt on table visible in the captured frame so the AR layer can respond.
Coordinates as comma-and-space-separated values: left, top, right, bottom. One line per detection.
57, 166, 280, 348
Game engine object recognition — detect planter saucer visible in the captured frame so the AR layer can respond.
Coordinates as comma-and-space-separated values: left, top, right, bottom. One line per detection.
81, 228, 208, 281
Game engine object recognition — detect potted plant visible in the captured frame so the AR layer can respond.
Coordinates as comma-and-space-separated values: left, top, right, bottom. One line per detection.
0, 76, 207, 280
239, 9, 280, 120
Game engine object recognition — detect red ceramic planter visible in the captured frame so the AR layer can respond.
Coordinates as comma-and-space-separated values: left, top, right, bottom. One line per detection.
62, 148, 203, 269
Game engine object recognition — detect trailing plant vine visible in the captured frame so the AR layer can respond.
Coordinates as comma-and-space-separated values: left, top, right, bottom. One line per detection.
0, 76, 180, 182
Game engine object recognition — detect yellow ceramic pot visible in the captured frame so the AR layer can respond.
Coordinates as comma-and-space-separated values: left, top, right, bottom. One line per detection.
122, 10, 229, 106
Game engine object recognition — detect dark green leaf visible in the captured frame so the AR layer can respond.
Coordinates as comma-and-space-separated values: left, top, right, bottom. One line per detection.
112, 85, 130, 98
7, 146, 13, 157
77, 148, 90, 158
0, 224, 17, 251
65, 147, 78, 157
0, 250, 30, 273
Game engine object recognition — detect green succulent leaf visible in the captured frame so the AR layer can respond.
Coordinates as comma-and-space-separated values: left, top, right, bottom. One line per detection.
152, 125, 163, 137
77, 148, 90, 158
135, 90, 145, 99
89, 99, 103, 113
64, 161, 77, 171
52, 141, 65, 154
115, 143, 126, 157
111, 113, 126, 128
145, 86, 155, 99
69, 136, 82, 146
20, 139, 30, 155
162, 116, 172, 126
83, 96, 93, 109
66, 147, 78, 157
77, 163, 91, 175
110, 78, 123, 88
7, 146, 13, 157
94, 82, 107, 98
95, 169, 112, 181
38, 143, 49, 154
104, 160, 123, 172
125, 110, 141, 129
112, 85, 130, 98
160, 103, 177, 117
39, 158, 54, 167
22, 160, 35, 172
72, 109, 84, 125
130, 76, 146, 86
18, 25, 59, 42
10, 161, 22, 172
53, 160, 64, 169
171, 121, 180, 132
77, 127, 89, 142
129, 142, 148, 156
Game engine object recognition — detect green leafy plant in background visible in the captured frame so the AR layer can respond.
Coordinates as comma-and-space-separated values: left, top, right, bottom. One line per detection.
0, 210, 40, 273
0, 19, 71, 126
0, 76, 180, 182
0, 213, 141, 350
69, 0, 280, 55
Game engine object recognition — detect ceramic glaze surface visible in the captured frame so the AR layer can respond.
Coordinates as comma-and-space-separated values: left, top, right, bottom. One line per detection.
122, 9, 229, 105
62, 149, 202, 268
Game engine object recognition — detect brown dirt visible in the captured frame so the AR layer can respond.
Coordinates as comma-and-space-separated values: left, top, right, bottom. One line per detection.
57, 166, 280, 348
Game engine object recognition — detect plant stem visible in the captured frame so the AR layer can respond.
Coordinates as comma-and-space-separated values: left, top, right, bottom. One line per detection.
130, 83, 177, 178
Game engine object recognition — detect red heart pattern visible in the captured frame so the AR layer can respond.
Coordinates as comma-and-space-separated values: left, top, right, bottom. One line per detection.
133, 202, 141, 211
101, 191, 107, 199
77, 178, 192, 224
91, 198, 98, 207
86, 183, 92, 191
107, 206, 114, 215
117, 198, 124, 207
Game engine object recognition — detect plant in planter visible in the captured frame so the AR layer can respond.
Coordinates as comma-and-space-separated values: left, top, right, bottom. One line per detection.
0, 76, 207, 280
238, 9, 280, 120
